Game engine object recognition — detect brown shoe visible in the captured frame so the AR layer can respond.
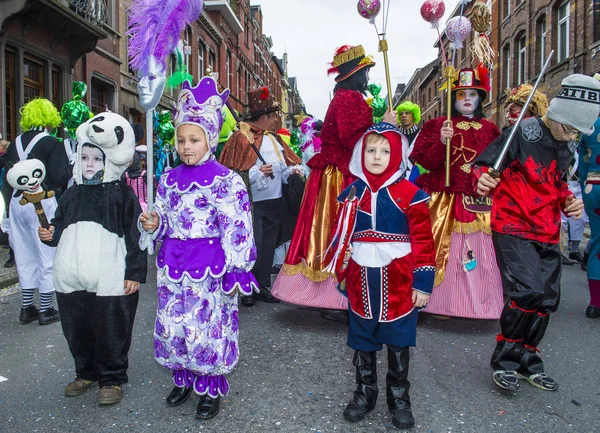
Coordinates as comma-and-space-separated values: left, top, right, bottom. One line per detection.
98, 385, 122, 405
64, 378, 96, 396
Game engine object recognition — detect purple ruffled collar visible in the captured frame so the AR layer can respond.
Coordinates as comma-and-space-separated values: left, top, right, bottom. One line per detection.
164, 158, 230, 193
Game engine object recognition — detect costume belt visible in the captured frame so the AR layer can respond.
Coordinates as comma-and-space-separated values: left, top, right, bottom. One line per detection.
352, 230, 410, 243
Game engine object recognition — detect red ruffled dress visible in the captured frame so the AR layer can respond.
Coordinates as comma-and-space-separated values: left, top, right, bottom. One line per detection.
411, 115, 504, 319
271, 89, 372, 309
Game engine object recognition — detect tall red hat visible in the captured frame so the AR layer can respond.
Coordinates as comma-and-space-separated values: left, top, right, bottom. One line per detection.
452, 64, 490, 101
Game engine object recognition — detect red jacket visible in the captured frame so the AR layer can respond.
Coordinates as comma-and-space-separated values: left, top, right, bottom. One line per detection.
411, 115, 500, 195
474, 117, 574, 244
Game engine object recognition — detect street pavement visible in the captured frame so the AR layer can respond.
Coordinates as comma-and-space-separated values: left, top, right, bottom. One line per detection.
0, 258, 598, 433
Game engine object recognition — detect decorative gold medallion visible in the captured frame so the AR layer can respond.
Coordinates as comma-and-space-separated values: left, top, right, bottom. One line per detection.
456, 121, 482, 131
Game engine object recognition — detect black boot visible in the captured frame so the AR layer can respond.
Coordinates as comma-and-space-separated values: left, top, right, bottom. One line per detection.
343, 351, 378, 422
387, 346, 414, 429
195, 395, 220, 420
38, 307, 60, 325
241, 294, 255, 307
255, 287, 279, 303
19, 305, 39, 324
581, 252, 589, 271
166, 386, 192, 406
320, 310, 349, 324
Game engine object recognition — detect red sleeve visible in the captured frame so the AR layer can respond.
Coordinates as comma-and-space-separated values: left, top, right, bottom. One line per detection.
336, 91, 373, 151
559, 181, 574, 209
411, 118, 447, 171
407, 194, 436, 294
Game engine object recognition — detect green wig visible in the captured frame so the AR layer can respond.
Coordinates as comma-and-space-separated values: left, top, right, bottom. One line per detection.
19, 98, 62, 132
395, 101, 421, 125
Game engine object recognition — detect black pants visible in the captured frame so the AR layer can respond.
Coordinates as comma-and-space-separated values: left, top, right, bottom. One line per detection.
490, 232, 561, 375
56, 291, 139, 387
252, 198, 283, 288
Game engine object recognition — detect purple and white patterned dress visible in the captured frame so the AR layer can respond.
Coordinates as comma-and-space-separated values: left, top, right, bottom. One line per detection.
149, 157, 258, 398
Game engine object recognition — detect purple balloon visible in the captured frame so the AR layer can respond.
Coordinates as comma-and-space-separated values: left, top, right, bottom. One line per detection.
446, 16, 472, 48
357, 0, 381, 20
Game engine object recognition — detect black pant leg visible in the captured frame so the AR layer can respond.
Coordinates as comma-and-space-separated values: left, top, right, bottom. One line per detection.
518, 242, 561, 375
56, 291, 98, 382
252, 199, 283, 288
491, 233, 545, 372
94, 292, 139, 387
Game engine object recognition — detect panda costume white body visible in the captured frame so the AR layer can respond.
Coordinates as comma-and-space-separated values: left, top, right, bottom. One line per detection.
47, 113, 147, 388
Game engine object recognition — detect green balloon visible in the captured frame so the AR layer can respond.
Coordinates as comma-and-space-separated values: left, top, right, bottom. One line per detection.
368, 83, 382, 97
371, 97, 388, 119
155, 111, 175, 142
61, 81, 93, 139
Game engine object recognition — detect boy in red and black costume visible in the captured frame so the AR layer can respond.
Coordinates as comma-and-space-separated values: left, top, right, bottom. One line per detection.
474, 74, 600, 392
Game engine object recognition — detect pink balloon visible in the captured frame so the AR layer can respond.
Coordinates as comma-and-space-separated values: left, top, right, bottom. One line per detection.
357, 0, 381, 20
420, 0, 445, 24
446, 16, 472, 48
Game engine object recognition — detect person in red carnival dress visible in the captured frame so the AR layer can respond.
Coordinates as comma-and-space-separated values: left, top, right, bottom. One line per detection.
271, 45, 398, 318
411, 65, 504, 319
474, 74, 598, 392
335, 123, 435, 429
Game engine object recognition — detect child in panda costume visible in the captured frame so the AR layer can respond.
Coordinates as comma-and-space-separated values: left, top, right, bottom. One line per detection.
38, 112, 147, 405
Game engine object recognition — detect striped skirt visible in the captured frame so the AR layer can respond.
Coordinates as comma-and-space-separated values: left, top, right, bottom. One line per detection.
422, 230, 504, 319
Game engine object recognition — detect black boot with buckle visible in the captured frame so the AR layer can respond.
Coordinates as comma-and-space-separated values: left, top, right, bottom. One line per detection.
387, 346, 414, 429
343, 351, 378, 422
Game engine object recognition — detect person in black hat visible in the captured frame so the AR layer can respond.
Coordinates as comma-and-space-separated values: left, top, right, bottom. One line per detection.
220, 87, 304, 307
411, 65, 504, 321
271, 45, 397, 323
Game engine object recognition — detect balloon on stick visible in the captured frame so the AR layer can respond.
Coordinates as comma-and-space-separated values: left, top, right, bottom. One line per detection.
420, 0, 445, 29
446, 16, 472, 50
357, 0, 393, 110
357, 0, 381, 24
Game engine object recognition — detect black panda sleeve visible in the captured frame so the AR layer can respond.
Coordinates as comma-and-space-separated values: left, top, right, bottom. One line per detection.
122, 183, 148, 283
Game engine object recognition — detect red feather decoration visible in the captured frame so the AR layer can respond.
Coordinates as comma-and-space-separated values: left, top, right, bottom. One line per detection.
327, 45, 354, 75
476, 63, 490, 93
259, 87, 269, 100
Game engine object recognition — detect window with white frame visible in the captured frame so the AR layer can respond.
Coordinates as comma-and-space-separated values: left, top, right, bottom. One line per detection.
540, 18, 547, 69
198, 41, 205, 76
184, 26, 191, 72
503, 44, 511, 89
238, 64, 242, 99
594, 0, 600, 42
226, 51, 231, 89
503, 0, 511, 19
557, 1, 570, 62
517, 35, 527, 84
488, 65, 493, 102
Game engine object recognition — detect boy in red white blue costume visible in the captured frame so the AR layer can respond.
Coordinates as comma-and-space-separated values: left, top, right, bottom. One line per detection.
335, 122, 436, 429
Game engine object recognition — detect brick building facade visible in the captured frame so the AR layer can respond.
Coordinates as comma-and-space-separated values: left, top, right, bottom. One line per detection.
1, 0, 303, 140
397, 0, 600, 130
0, 0, 109, 142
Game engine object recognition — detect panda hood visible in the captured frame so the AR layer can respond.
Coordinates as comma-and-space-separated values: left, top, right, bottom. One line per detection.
74, 112, 136, 184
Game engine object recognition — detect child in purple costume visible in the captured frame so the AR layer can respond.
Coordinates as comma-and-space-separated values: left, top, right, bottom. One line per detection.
140, 77, 258, 420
